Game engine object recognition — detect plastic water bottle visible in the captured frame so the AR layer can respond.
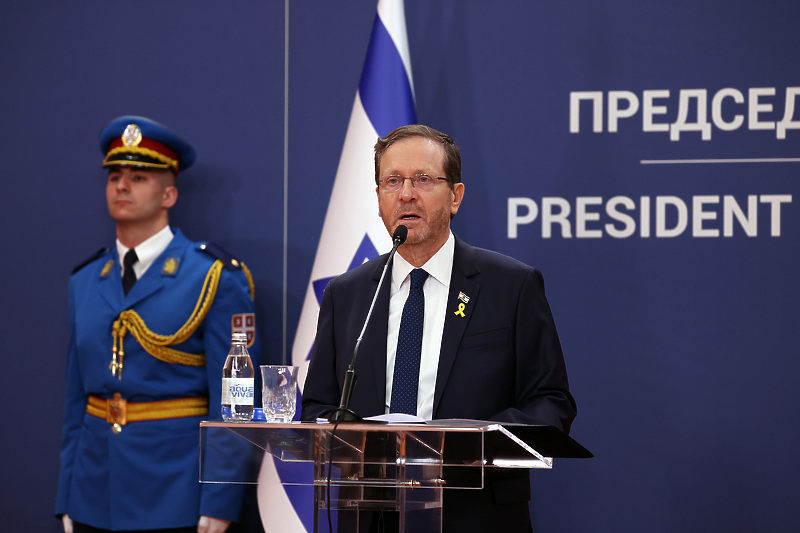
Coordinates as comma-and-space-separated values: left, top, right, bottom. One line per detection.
221, 332, 254, 422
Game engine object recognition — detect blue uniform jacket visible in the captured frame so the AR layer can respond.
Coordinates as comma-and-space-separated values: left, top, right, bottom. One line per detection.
55, 229, 260, 530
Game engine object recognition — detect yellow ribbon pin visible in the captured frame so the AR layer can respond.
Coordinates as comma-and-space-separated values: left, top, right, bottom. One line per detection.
454, 302, 466, 317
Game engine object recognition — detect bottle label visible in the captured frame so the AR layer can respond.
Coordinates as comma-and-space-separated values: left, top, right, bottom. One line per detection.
221, 378, 254, 406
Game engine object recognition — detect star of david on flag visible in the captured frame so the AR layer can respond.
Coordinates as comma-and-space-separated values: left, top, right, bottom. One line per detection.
257, 1, 417, 530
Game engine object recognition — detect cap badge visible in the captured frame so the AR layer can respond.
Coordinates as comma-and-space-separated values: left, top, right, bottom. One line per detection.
121, 124, 143, 147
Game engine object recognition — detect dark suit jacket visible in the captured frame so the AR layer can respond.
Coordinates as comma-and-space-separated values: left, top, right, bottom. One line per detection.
301, 236, 577, 531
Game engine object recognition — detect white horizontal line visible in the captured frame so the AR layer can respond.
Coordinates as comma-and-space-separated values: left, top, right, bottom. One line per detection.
641, 158, 800, 164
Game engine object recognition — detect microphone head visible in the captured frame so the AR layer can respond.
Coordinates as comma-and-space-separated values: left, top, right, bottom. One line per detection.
393, 225, 408, 245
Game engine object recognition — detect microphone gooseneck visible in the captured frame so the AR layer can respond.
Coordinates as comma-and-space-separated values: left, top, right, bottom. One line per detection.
328, 225, 407, 422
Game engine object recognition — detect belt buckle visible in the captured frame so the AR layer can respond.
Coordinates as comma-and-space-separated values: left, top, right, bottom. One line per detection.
106, 392, 127, 433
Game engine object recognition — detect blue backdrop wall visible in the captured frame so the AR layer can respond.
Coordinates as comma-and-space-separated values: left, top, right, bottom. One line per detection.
2, 1, 799, 532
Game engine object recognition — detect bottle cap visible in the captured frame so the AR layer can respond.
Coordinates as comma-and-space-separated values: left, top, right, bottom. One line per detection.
232, 332, 248, 344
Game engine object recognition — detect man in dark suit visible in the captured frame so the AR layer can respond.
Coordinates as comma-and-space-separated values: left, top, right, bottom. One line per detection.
301, 124, 577, 532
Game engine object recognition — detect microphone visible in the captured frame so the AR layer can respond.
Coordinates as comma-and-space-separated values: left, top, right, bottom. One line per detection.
328, 225, 408, 422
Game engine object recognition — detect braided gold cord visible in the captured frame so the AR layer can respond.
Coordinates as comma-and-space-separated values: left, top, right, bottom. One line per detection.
111, 260, 225, 370
240, 261, 255, 300
104, 146, 178, 170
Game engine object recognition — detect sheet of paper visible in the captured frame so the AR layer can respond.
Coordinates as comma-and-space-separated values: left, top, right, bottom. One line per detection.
316, 413, 427, 424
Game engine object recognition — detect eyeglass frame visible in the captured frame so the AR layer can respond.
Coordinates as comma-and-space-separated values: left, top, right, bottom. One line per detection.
377, 173, 451, 192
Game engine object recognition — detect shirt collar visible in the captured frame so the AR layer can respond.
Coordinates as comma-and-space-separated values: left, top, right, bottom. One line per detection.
116, 225, 174, 277
391, 231, 455, 290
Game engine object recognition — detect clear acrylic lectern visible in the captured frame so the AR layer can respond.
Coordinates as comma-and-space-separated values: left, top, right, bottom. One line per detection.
199, 420, 591, 533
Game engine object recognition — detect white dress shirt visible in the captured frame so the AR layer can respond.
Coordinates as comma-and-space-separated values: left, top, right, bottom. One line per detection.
385, 232, 455, 419
116, 225, 174, 280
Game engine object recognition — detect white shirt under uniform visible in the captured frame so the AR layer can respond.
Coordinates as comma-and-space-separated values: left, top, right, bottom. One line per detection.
116, 225, 173, 280
384, 231, 455, 420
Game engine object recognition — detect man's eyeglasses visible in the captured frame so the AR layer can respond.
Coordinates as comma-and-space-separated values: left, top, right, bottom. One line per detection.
378, 174, 449, 192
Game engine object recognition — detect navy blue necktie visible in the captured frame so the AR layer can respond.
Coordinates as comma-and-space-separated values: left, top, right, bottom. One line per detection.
122, 249, 138, 295
390, 268, 429, 415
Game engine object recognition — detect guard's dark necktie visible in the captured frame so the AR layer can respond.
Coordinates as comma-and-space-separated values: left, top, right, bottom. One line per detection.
122, 249, 138, 295
390, 268, 429, 415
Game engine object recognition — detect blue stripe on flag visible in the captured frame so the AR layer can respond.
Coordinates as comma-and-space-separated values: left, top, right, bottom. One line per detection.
359, 15, 417, 137
311, 234, 380, 308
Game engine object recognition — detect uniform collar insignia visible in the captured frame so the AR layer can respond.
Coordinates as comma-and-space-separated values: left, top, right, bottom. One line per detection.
100, 259, 115, 278
161, 257, 180, 276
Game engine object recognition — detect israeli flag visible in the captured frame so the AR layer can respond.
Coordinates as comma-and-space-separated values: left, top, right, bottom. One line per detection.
257, 1, 416, 530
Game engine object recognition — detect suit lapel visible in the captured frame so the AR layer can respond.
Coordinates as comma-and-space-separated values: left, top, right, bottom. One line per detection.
98, 249, 123, 311
364, 255, 392, 412
124, 265, 164, 306
433, 238, 480, 415
123, 231, 188, 308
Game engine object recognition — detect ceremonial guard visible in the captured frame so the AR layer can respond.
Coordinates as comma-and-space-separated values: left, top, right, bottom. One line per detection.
55, 116, 260, 533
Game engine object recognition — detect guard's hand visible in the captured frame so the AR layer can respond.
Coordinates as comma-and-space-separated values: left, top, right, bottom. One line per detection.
198, 515, 231, 533
62, 514, 73, 533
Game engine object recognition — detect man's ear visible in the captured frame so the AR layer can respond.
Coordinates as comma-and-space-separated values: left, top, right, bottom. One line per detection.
162, 185, 178, 209
450, 182, 465, 216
